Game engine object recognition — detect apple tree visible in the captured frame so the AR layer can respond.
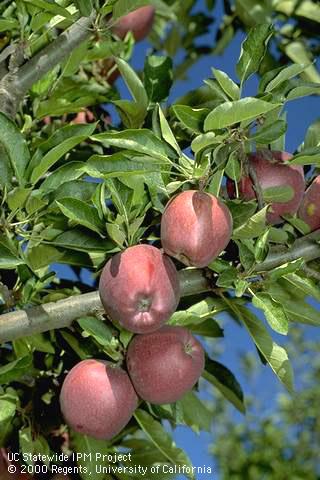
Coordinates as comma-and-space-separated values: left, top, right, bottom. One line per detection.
0, 0, 320, 478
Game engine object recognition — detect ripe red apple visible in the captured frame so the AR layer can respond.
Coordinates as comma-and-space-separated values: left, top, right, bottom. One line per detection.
126, 326, 205, 404
112, 5, 155, 42
298, 175, 320, 231
226, 151, 305, 224
60, 359, 138, 440
99, 245, 180, 334
160, 190, 233, 268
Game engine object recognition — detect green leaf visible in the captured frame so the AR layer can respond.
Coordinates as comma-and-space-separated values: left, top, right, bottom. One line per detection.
77, 316, 121, 361
285, 42, 320, 84
189, 319, 224, 338
56, 198, 104, 234
177, 391, 212, 433
227, 200, 258, 229
116, 58, 148, 108
52, 180, 97, 202
208, 169, 224, 196
0, 243, 24, 269
0, 357, 33, 384
27, 245, 63, 271
112, 0, 150, 20
264, 63, 310, 92
286, 82, 320, 100
276, 0, 320, 23
203, 358, 245, 413
23, 0, 74, 19
52, 229, 110, 252
204, 98, 280, 131
105, 222, 126, 248
172, 105, 209, 133
0, 18, 19, 32
20, 428, 50, 467
263, 185, 294, 203
236, 24, 273, 84
251, 292, 289, 335
158, 106, 182, 155
284, 273, 320, 302
30, 123, 96, 183
71, 431, 111, 480
250, 119, 287, 144
134, 409, 195, 480
212, 68, 240, 100
114, 59, 148, 128
289, 147, 320, 166
144, 55, 173, 103
60, 331, 90, 360
225, 153, 241, 181
7, 187, 31, 211
85, 152, 161, 179
92, 129, 175, 163
0, 112, 30, 185
233, 206, 268, 239
235, 0, 272, 26
169, 298, 227, 328
254, 228, 270, 263
266, 278, 320, 327
0, 388, 19, 444
113, 99, 148, 129
266, 259, 305, 280
303, 119, 320, 149
226, 301, 294, 393
74, 0, 93, 16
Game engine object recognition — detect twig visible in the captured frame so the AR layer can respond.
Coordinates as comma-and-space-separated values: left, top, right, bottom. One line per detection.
0, 12, 96, 118
240, 143, 264, 210
248, 161, 265, 210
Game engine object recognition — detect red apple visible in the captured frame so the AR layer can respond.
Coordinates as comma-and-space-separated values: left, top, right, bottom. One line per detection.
126, 326, 205, 404
99, 245, 180, 334
298, 175, 320, 231
112, 5, 155, 42
227, 151, 305, 224
60, 359, 138, 440
160, 190, 233, 268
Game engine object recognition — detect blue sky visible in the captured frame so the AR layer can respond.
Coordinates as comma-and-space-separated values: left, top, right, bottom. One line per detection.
52, 0, 320, 478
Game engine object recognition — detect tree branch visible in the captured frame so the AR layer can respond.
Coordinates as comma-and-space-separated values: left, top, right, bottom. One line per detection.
0, 268, 210, 343
0, 12, 96, 118
1, 233, 320, 343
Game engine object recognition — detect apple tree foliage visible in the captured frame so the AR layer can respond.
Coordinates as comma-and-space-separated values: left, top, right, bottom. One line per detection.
0, 0, 319, 478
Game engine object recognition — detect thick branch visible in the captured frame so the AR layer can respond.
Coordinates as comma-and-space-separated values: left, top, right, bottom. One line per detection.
0, 13, 96, 118
0, 268, 210, 343
1, 232, 320, 343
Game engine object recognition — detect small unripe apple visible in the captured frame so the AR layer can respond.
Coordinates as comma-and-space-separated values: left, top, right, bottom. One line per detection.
60, 359, 138, 440
126, 326, 205, 404
160, 190, 233, 268
298, 175, 320, 231
227, 151, 305, 224
112, 5, 155, 42
99, 245, 180, 334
